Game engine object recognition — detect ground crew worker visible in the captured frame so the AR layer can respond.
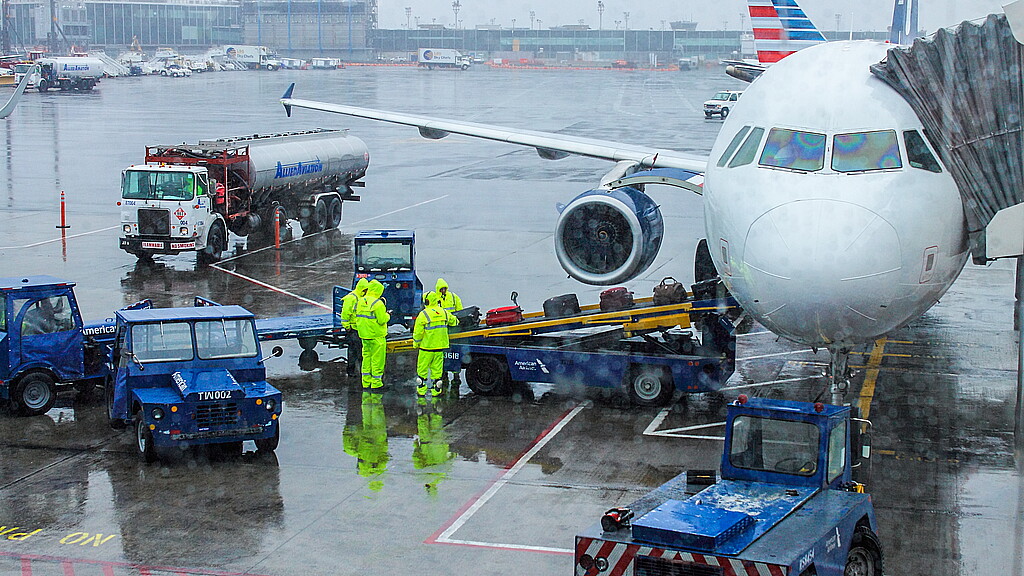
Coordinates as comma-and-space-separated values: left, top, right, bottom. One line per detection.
355, 279, 390, 390
435, 278, 462, 314
434, 278, 463, 386
412, 291, 457, 397
340, 278, 370, 377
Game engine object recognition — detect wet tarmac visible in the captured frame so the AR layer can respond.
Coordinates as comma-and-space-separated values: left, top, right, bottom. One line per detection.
1, 65, 1022, 575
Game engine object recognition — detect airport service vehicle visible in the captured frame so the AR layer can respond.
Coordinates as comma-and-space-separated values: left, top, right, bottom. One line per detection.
311, 57, 342, 70
417, 48, 470, 70
703, 90, 742, 119
224, 45, 282, 70
118, 129, 369, 265
0, 276, 121, 416
160, 64, 191, 77
353, 230, 424, 327
387, 287, 737, 406
107, 301, 283, 462
35, 57, 104, 92
575, 396, 881, 576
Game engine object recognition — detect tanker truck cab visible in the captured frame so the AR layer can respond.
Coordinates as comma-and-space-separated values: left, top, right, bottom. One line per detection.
107, 305, 283, 462
119, 164, 224, 265
576, 397, 882, 576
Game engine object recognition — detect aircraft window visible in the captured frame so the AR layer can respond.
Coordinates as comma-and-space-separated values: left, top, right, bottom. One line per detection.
759, 128, 826, 172
904, 130, 942, 173
727, 127, 765, 168
716, 126, 751, 167
832, 130, 902, 173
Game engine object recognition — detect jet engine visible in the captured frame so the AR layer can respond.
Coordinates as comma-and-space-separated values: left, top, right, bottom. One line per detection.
554, 186, 664, 285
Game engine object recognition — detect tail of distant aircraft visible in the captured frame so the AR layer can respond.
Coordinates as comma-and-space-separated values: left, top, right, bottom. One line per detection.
889, 0, 920, 45
748, 0, 827, 64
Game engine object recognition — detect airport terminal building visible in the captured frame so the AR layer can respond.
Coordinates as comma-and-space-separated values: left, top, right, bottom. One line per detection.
1, 0, 885, 61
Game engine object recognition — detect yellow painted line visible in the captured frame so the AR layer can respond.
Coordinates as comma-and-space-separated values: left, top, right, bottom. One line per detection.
875, 449, 896, 456
858, 337, 887, 419
849, 351, 913, 358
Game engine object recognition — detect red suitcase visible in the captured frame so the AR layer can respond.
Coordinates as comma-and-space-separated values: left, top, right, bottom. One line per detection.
485, 305, 524, 326
600, 287, 634, 311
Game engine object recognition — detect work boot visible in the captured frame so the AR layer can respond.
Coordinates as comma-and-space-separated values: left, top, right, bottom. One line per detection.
431, 383, 443, 397
416, 378, 428, 396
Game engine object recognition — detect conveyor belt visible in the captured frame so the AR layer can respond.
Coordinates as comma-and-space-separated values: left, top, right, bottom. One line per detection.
386, 296, 736, 353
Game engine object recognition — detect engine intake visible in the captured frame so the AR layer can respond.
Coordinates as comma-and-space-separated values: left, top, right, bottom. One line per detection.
554, 187, 663, 285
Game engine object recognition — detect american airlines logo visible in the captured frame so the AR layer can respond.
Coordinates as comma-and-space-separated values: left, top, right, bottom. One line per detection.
275, 158, 323, 179
62, 64, 91, 71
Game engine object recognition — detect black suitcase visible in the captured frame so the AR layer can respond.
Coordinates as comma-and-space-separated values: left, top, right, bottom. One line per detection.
452, 306, 481, 332
691, 279, 720, 301
543, 294, 581, 318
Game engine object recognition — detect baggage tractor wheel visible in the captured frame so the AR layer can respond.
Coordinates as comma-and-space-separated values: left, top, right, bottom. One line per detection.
12, 372, 56, 416
465, 355, 511, 396
625, 365, 674, 406
256, 424, 280, 453
135, 410, 159, 463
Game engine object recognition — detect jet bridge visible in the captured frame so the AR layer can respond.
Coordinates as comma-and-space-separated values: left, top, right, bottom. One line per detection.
871, 9, 1024, 449
870, 13, 1024, 264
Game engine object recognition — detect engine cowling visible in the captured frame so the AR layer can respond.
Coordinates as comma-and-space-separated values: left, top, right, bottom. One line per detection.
554, 187, 664, 285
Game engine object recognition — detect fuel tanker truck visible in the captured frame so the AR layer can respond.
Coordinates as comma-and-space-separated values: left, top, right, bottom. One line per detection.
118, 129, 369, 265
35, 57, 105, 91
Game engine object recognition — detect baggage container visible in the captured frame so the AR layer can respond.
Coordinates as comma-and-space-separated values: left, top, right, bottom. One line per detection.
543, 294, 581, 318
486, 305, 523, 326
600, 287, 634, 312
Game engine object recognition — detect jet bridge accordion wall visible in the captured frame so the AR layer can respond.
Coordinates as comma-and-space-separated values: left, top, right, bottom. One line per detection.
870, 14, 1024, 263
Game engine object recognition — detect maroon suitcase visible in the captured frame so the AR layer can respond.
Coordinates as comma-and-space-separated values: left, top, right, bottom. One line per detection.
485, 305, 524, 326
599, 287, 634, 311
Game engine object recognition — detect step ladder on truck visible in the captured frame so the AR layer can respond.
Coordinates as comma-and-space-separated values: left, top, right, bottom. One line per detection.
575, 396, 882, 576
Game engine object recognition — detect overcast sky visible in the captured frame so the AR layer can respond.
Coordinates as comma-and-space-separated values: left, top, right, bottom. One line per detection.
378, 0, 1007, 35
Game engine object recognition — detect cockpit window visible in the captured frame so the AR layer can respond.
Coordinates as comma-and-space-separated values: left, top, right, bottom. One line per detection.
759, 128, 826, 172
903, 130, 942, 173
727, 127, 765, 168
832, 130, 902, 173
717, 126, 751, 167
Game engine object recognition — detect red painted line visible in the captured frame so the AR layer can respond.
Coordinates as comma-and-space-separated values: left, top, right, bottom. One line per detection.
0, 552, 273, 576
425, 405, 579, 553
62, 560, 75, 576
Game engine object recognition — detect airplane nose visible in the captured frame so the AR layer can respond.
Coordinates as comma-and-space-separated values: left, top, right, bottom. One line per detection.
740, 199, 902, 344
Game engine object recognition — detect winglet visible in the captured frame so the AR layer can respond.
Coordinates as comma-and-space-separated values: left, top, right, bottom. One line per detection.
281, 83, 295, 117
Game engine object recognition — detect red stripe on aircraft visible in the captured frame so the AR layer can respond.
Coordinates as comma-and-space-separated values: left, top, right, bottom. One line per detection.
753, 28, 783, 40
748, 6, 777, 18
757, 50, 796, 63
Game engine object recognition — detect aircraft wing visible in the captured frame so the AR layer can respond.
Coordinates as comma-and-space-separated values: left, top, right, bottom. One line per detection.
281, 84, 708, 173
0, 65, 37, 120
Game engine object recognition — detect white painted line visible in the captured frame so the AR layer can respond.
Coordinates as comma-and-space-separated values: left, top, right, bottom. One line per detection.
0, 225, 118, 250
737, 349, 817, 361
642, 408, 672, 436
216, 194, 449, 265
429, 401, 588, 554
736, 330, 773, 338
644, 419, 726, 440
208, 264, 331, 310
721, 376, 812, 390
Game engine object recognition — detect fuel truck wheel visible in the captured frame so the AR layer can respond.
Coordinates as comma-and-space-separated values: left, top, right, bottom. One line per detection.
465, 355, 511, 396
313, 198, 328, 232
36, 79, 48, 92
12, 372, 56, 416
625, 365, 674, 406
197, 223, 225, 267
327, 196, 343, 229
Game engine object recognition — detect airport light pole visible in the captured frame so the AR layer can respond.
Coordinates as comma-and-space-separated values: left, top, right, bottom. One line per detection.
452, 0, 460, 29
405, 7, 411, 29
597, 1, 604, 31
530, 10, 535, 30
623, 11, 629, 30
